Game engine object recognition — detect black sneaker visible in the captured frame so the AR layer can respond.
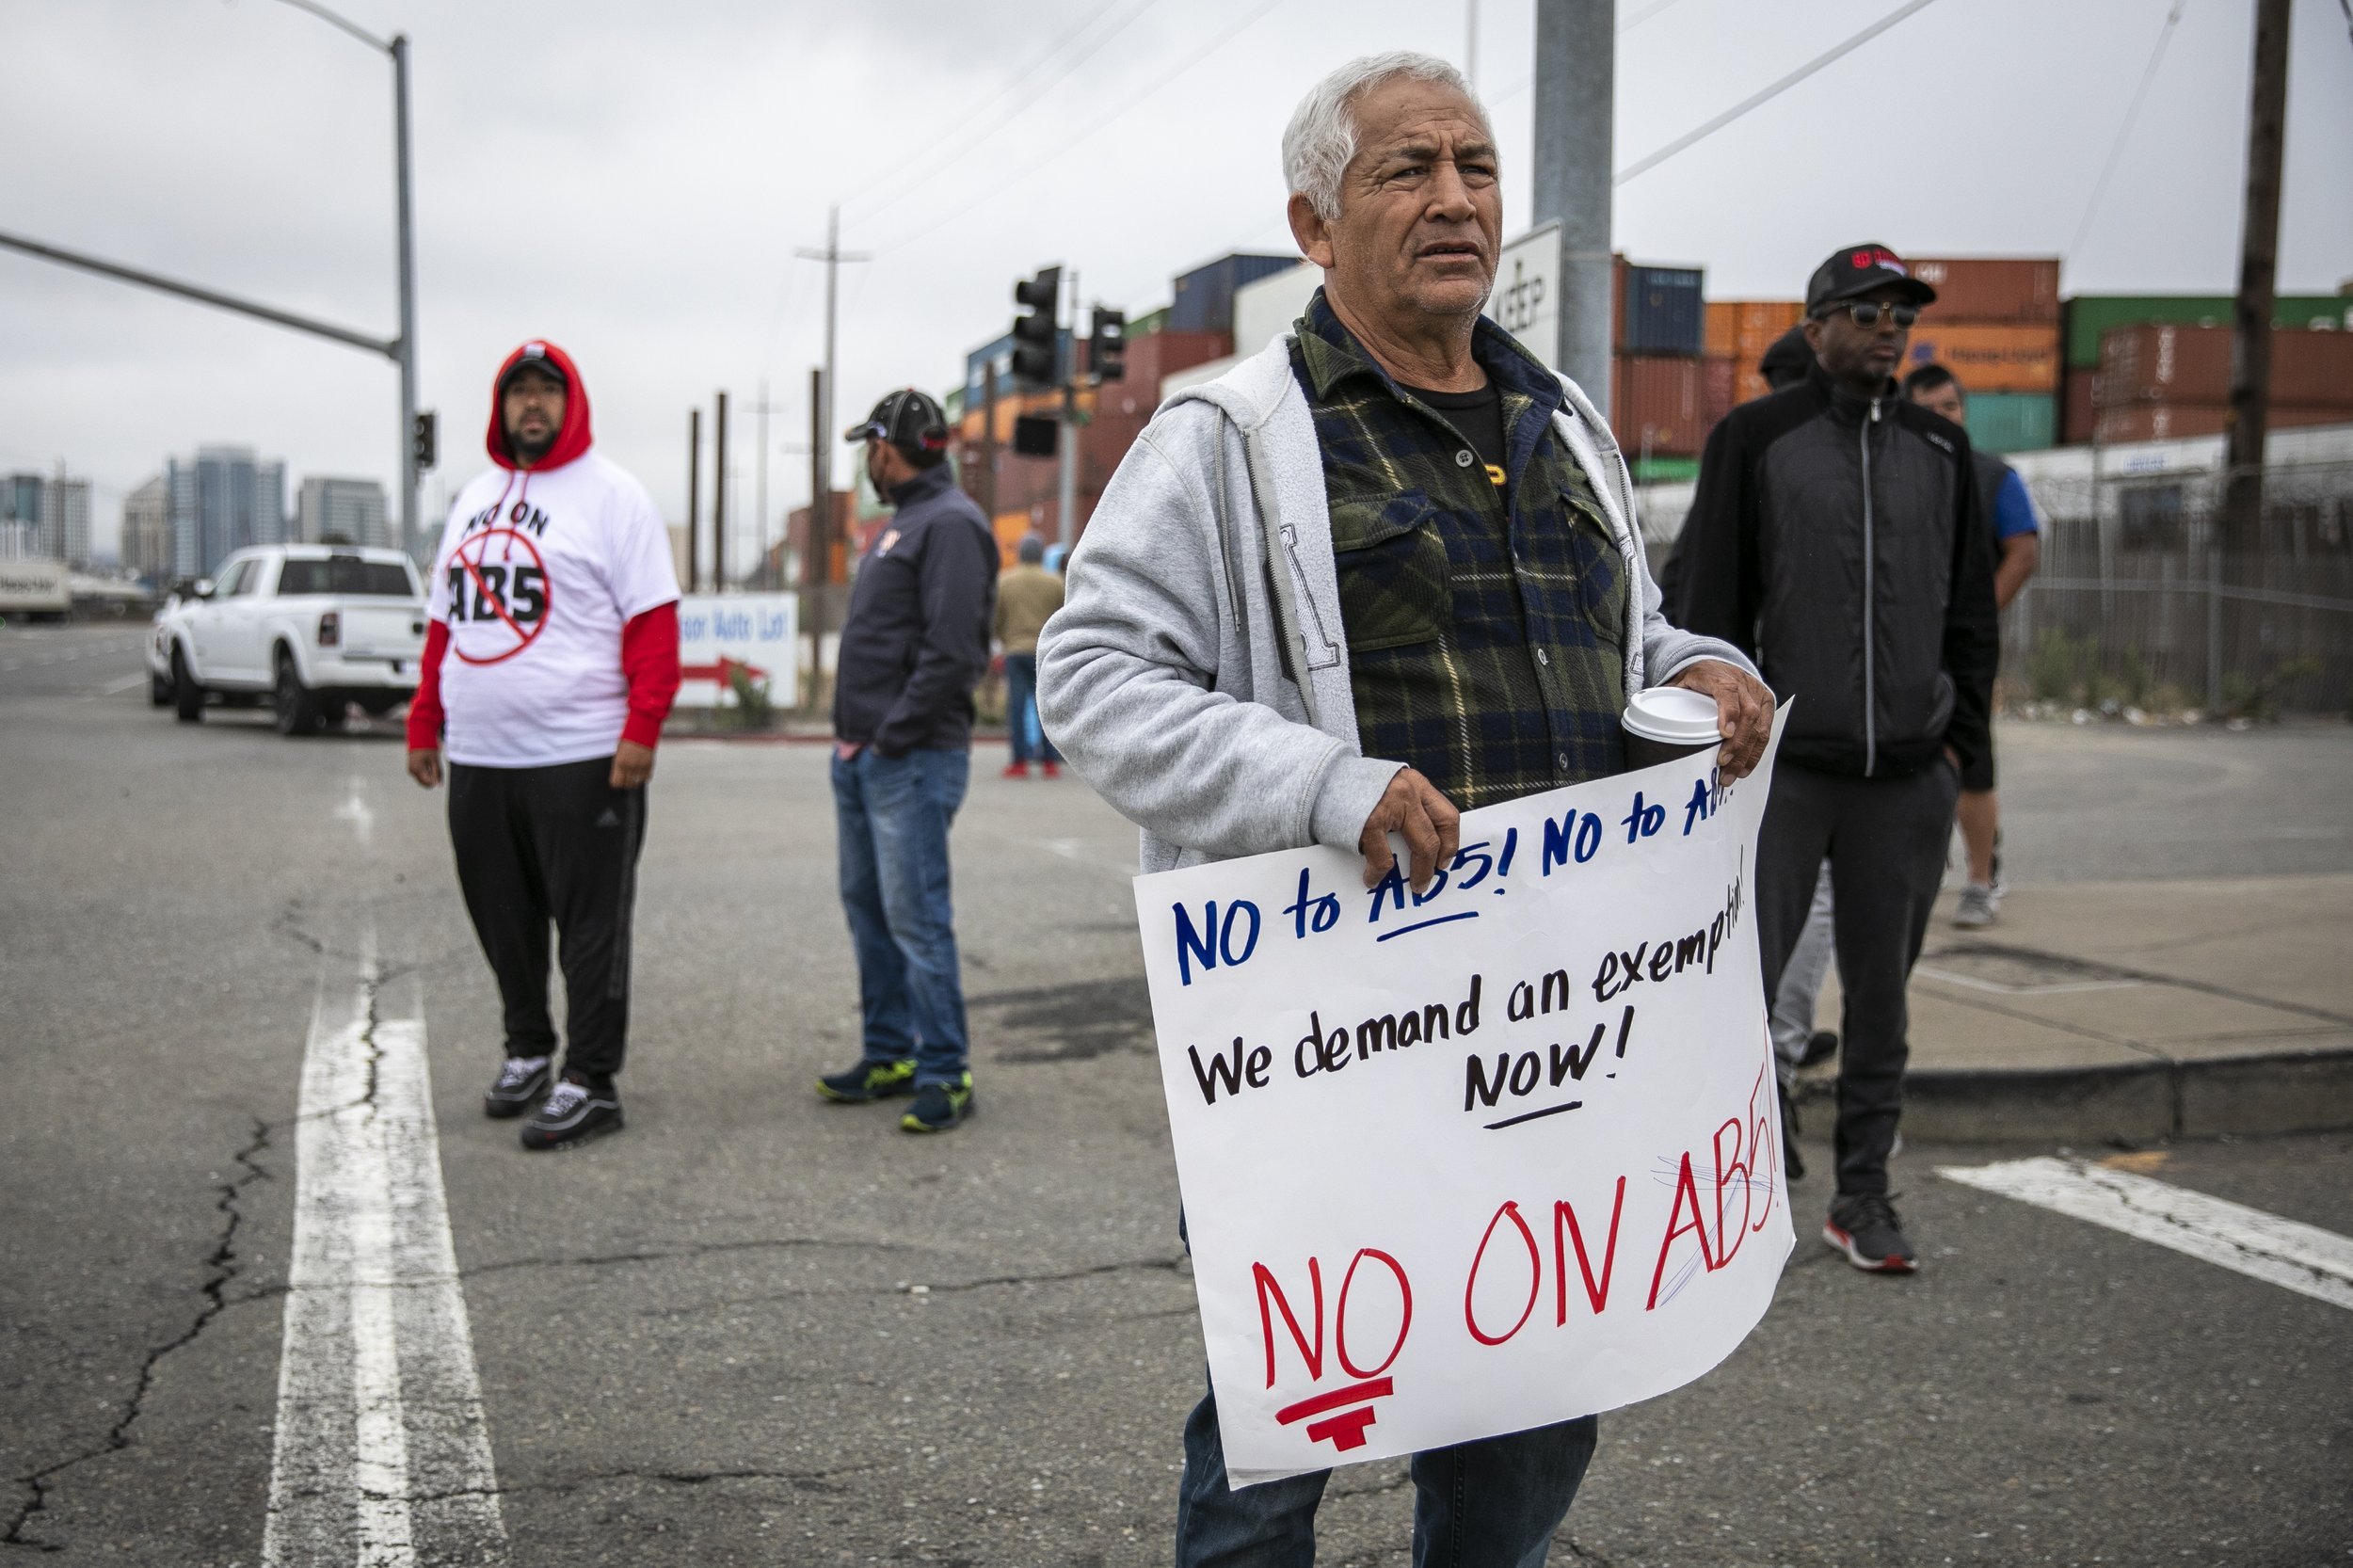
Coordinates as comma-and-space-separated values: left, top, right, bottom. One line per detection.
1824, 1192, 1917, 1273
816, 1058, 917, 1104
1799, 1030, 1838, 1069
485, 1055, 552, 1119
900, 1074, 973, 1134
1778, 1083, 1804, 1182
520, 1075, 622, 1152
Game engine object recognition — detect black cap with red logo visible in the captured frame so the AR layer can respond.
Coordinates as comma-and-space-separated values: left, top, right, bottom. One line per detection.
1805, 244, 1938, 315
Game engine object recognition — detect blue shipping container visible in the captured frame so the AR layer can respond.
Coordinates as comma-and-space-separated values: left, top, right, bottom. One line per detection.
1964, 392, 2056, 455
1623, 265, 1704, 356
1171, 254, 1302, 336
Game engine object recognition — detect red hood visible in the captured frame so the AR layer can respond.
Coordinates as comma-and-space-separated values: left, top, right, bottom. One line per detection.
486, 340, 594, 471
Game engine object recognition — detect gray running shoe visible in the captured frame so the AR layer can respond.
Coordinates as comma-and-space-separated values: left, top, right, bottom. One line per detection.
1952, 882, 2001, 929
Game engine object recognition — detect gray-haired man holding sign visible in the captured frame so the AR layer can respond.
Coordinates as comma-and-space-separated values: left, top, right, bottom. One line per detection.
1039, 50, 1769, 1567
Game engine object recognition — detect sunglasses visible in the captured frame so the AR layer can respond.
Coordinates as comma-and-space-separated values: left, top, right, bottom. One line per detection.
1818, 301, 1920, 330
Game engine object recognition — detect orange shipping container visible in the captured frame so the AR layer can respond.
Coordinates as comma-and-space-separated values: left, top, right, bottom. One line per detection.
2092, 403, 2351, 445
1610, 355, 1709, 456
1909, 257, 2061, 325
2060, 367, 2097, 445
2097, 324, 2353, 409
1704, 300, 1804, 369
1899, 323, 2059, 393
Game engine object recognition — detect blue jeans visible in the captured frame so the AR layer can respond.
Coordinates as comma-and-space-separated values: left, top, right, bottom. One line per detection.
831, 745, 970, 1088
1002, 651, 1058, 765
1176, 1379, 1597, 1568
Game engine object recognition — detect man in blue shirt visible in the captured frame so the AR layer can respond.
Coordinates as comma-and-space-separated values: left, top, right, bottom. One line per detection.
1904, 363, 2041, 928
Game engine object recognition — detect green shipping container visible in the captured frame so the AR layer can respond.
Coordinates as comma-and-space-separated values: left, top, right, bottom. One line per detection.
1966, 392, 2056, 454
2062, 295, 2352, 369
1629, 456, 1700, 484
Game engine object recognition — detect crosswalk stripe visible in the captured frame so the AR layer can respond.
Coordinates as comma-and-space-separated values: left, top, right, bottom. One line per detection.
262, 935, 509, 1565
1938, 1156, 2353, 1312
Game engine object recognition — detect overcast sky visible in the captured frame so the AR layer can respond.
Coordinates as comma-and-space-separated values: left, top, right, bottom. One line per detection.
5, 0, 2350, 566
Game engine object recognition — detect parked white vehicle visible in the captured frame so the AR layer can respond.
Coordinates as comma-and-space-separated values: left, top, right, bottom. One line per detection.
152, 546, 427, 734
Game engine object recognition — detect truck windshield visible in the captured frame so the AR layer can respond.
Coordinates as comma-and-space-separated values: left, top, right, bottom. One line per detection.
277, 558, 416, 598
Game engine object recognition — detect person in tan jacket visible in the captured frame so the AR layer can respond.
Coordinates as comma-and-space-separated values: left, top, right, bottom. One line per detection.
994, 535, 1064, 777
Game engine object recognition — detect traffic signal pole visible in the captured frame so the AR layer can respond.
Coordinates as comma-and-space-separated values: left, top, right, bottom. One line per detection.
1057, 268, 1080, 551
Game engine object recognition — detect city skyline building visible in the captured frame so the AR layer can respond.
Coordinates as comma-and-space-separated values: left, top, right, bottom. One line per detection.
296, 475, 390, 549
122, 475, 169, 581
166, 444, 285, 579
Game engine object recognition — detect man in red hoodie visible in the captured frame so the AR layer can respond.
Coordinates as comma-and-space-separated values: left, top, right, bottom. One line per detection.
406, 341, 681, 1151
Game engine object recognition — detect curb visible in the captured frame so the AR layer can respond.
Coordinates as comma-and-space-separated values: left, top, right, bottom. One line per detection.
1796, 1044, 2353, 1144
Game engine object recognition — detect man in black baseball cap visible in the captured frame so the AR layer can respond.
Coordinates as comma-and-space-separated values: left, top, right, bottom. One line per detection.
1671, 243, 1997, 1276
816, 386, 999, 1133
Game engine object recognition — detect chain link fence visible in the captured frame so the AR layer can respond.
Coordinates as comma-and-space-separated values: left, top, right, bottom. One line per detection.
2009, 459, 2353, 718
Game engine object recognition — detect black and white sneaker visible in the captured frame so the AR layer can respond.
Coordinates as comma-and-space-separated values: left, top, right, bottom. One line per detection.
485, 1055, 552, 1119
1824, 1192, 1918, 1273
519, 1075, 622, 1152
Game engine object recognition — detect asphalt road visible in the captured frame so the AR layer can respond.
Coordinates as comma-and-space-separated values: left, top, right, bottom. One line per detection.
4, 620, 2348, 1567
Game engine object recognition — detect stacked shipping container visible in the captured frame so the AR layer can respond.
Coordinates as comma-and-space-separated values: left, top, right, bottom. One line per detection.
2091, 323, 2353, 444
1902, 257, 2061, 455
1611, 258, 1710, 470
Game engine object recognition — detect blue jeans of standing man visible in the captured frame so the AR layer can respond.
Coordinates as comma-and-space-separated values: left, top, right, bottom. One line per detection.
832, 744, 971, 1088
1176, 1379, 1597, 1568
1002, 651, 1059, 766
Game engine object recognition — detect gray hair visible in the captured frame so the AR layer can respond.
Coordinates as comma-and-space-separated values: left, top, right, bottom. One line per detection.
1282, 51, 1491, 223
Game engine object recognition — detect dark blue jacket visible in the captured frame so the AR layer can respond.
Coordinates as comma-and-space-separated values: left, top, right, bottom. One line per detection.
833, 464, 998, 755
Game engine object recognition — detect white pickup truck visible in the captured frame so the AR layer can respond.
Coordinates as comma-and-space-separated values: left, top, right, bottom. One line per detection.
152, 545, 428, 734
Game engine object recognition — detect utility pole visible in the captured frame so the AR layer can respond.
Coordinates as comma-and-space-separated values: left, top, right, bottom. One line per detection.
796, 205, 873, 591
2222, 0, 2291, 549
686, 408, 701, 594
1057, 268, 1080, 550
713, 391, 730, 590
806, 365, 827, 710
981, 360, 1000, 523
1465, 0, 1480, 88
1531, 0, 1616, 413
755, 376, 769, 588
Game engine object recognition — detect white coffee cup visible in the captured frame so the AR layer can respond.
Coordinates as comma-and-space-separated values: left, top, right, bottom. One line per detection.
1622, 685, 1723, 770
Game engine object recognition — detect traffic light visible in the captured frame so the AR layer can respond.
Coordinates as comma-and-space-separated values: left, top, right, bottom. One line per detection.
411, 409, 438, 472
1089, 307, 1127, 383
1012, 414, 1059, 458
1011, 266, 1062, 388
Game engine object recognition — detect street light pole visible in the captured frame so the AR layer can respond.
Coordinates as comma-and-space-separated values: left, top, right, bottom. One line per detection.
392, 34, 420, 560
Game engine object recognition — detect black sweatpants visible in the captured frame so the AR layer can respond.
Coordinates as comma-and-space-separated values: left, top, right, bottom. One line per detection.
1756, 760, 1959, 1197
447, 757, 647, 1085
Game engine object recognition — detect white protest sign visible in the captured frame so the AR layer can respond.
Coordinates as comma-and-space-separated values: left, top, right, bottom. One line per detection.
675, 594, 798, 709
1134, 711, 1792, 1486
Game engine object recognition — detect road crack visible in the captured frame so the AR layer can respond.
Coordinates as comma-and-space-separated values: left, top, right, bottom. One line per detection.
4, 1119, 273, 1552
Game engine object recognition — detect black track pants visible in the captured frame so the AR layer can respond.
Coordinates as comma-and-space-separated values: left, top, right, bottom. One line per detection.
447, 757, 647, 1084
1755, 759, 1959, 1197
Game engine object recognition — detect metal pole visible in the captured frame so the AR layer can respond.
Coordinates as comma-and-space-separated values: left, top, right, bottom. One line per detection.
982, 360, 1000, 523
686, 408, 701, 594
392, 35, 419, 560
1531, 0, 1616, 413
714, 390, 730, 590
2222, 0, 2290, 549
1466, 0, 1480, 88
1057, 268, 1080, 549
807, 365, 826, 712
819, 204, 839, 550
756, 377, 769, 589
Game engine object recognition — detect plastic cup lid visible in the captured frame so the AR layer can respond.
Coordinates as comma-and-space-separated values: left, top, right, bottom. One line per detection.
1622, 685, 1723, 744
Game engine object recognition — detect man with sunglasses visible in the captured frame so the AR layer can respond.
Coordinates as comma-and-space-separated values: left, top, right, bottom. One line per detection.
1672, 244, 1998, 1273
816, 388, 998, 1133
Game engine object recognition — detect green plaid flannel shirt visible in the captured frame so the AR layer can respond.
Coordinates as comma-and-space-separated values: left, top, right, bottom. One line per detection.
1291, 290, 1628, 810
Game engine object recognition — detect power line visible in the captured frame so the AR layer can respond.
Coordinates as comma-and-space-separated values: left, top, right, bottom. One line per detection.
849, 0, 1167, 223
866, 0, 1295, 258
2068, 0, 2187, 262
1620, 0, 1695, 34
1613, 0, 1940, 184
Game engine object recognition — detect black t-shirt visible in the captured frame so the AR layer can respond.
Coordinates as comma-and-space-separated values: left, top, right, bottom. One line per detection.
1402, 380, 1507, 487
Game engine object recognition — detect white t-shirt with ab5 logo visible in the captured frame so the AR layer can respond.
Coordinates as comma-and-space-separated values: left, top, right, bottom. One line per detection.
426, 451, 680, 768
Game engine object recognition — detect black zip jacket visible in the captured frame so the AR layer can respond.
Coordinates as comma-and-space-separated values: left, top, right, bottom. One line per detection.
832, 465, 999, 756
1671, 362, 1997, 779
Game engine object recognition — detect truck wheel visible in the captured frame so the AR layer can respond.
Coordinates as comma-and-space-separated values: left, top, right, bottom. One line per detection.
273, 649, 323, 736
172, 648, 204, 723
149, 668, 172, 707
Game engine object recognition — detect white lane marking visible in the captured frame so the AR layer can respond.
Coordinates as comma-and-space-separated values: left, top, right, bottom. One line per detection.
99, 672, 147, 695
1939, 1156, 2353, 1312
334, 776, 376, 846
263, 937, 508, 1566
1913, 966, 2139, 997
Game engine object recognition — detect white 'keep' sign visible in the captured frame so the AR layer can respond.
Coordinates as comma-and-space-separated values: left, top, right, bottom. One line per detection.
1135, 711, 1793, 1486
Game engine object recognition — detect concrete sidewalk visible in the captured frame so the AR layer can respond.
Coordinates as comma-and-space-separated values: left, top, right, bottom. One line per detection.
1802, 874, 2353, 1142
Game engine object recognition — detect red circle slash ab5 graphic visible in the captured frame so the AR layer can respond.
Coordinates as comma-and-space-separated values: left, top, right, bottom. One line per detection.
444, 527, 552, 665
